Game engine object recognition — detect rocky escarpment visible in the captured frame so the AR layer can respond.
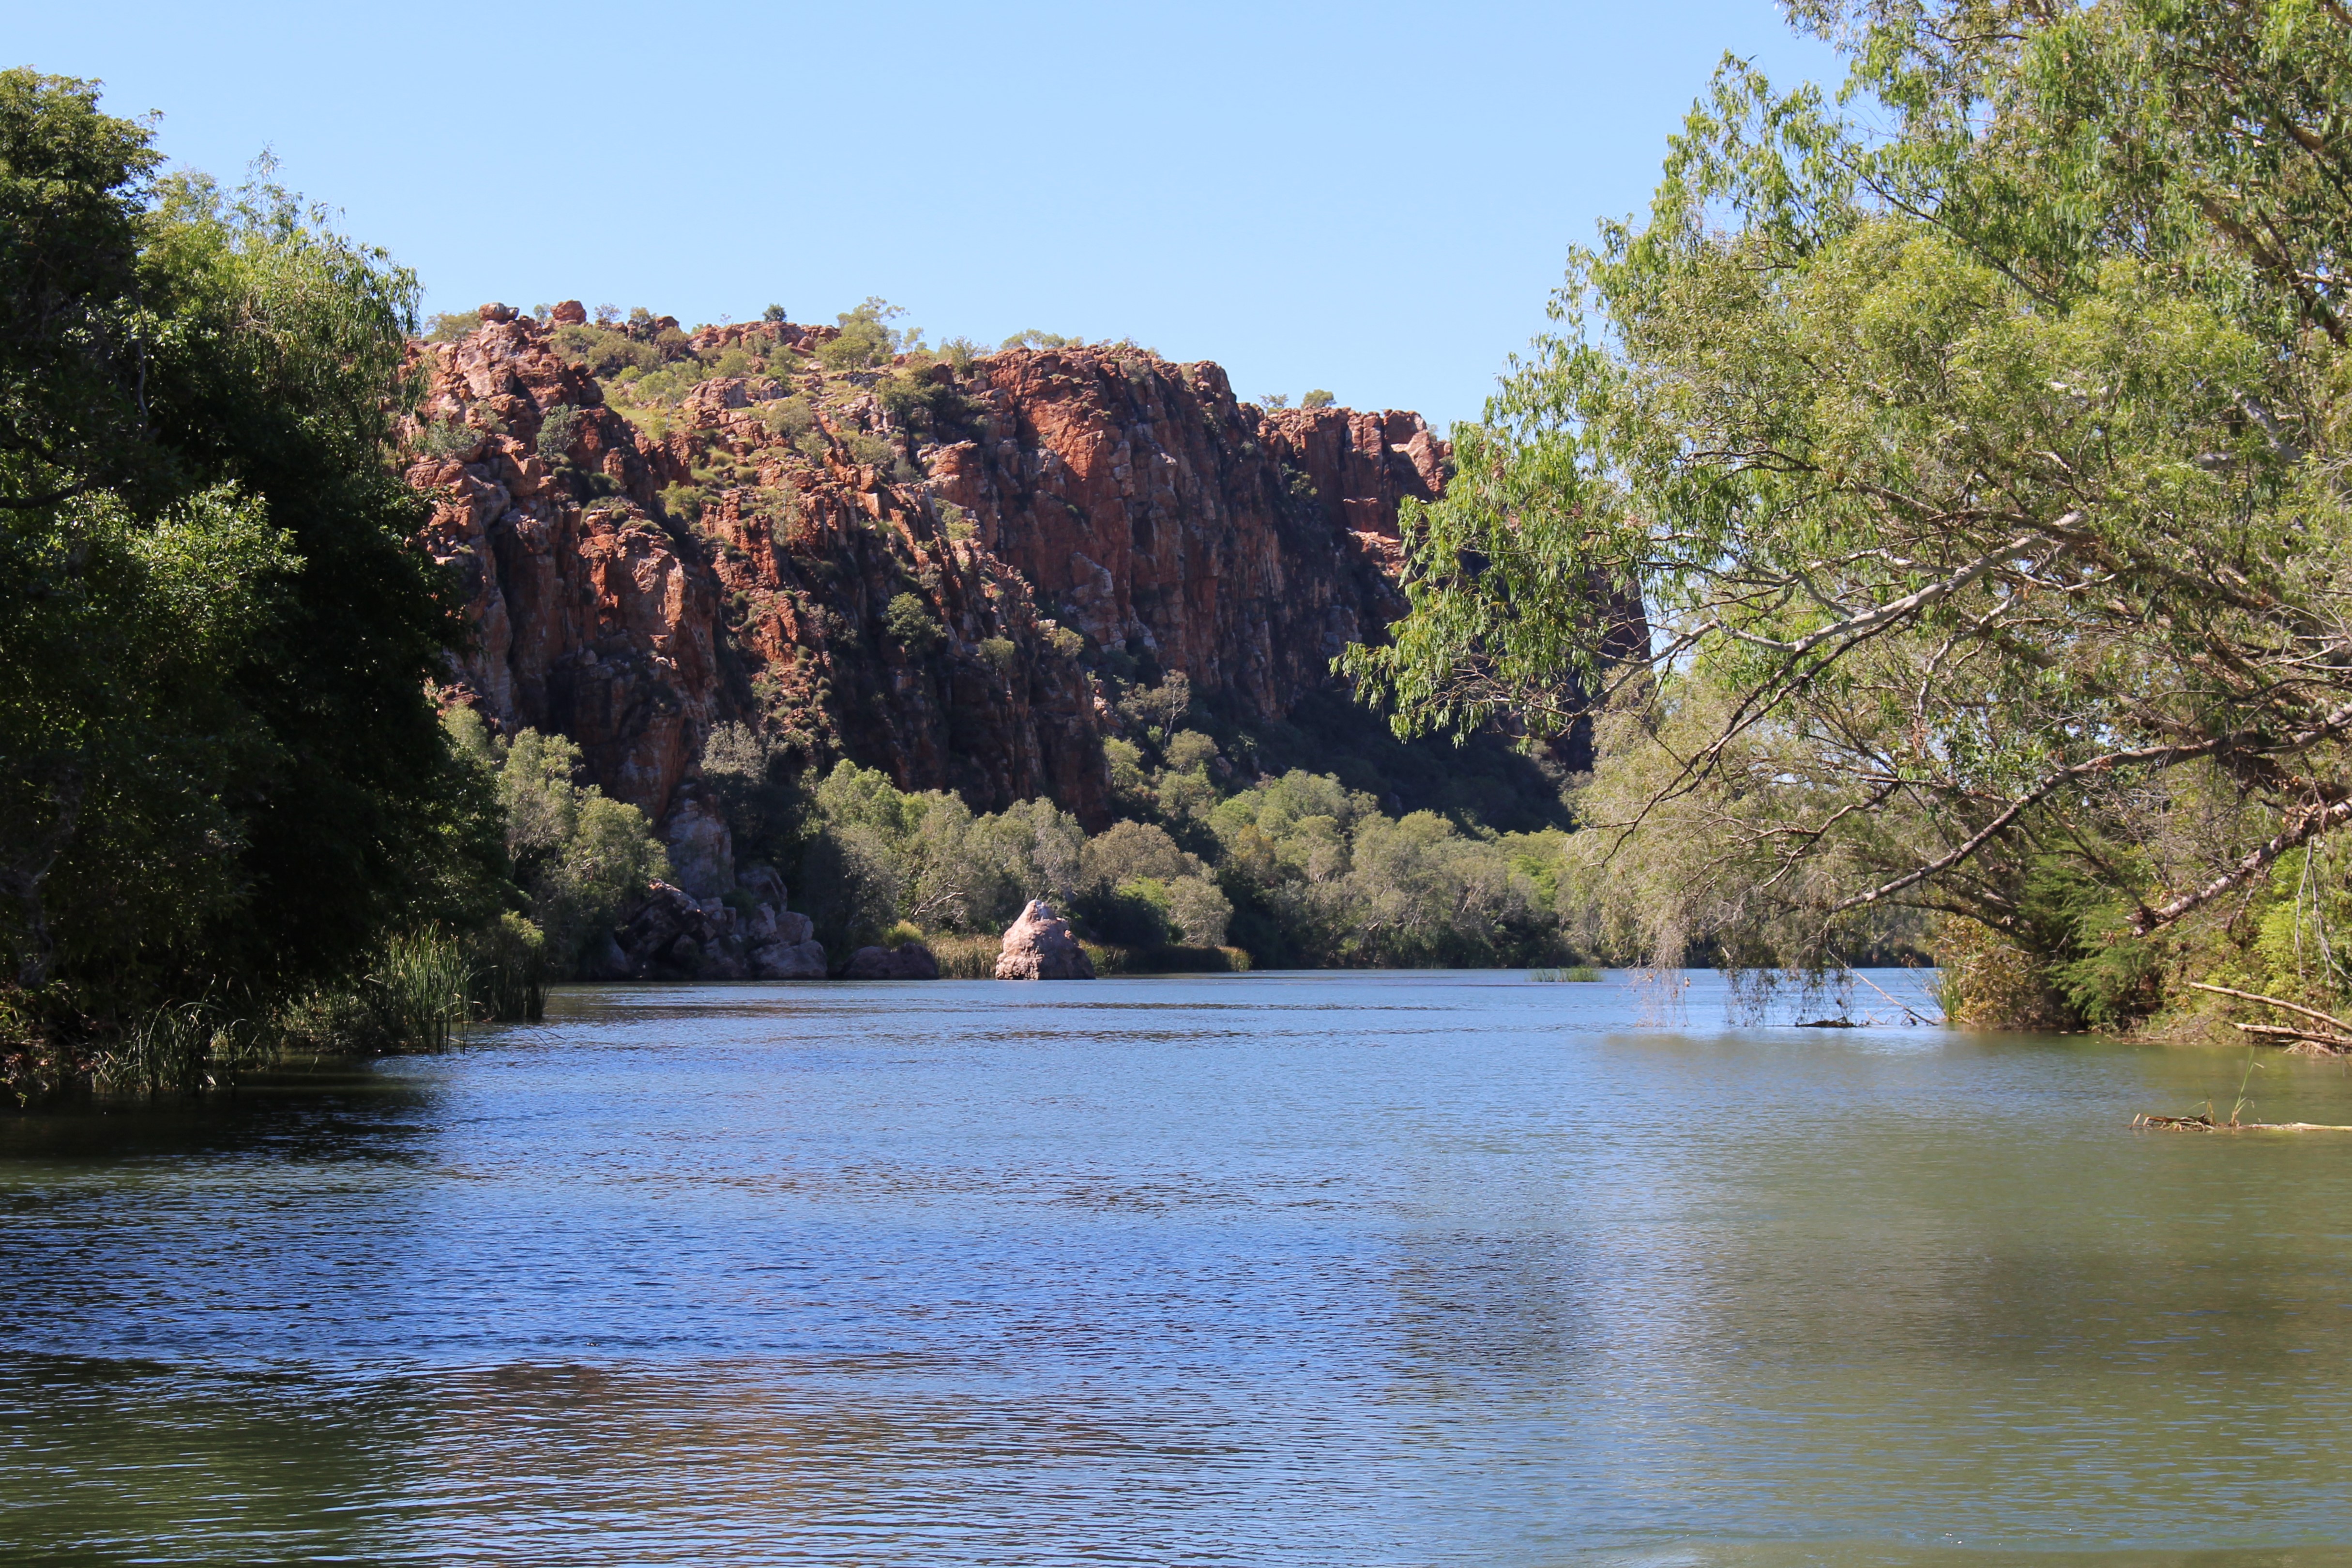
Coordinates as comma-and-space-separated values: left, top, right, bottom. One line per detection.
406, 304, 1449, 888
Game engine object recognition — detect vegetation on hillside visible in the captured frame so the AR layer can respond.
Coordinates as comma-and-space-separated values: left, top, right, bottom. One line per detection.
1346, 0, 2352, 1032
701, 686, 1583, 971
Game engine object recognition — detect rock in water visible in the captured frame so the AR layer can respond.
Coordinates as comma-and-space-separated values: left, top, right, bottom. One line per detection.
842, 942, 941, 980
994, 900, 1094, 980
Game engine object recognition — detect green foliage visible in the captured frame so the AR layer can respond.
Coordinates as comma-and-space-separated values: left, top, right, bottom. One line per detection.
1258, 393, 1291, 410
791, 761, 1085, 952
783, 737, 1574, 969
1000, 330, 1076, 350
426, 310, 482, 342
416, 413, 497, 459
761, 303, 787, 323
365, 930, 471, 1052
467, 911, 546, 1022
876, 368, 976, 433
882, 591, 942, 655
0, 486, 291, 990
535, 403, 580, 464
92, 1000, 267, 1096
759, 395, 818, 439
0, 72, 505, 1060
551, 322, 666, 379
447, 716, 670, 975
657, 483, 702, 523
819, 297, 906, 371
1300, 389, 1335, 409
1343, 0, 2352, 1022
698, 722, 802, 868
1202, 772, 1570, 967
979, 636, 1018, 671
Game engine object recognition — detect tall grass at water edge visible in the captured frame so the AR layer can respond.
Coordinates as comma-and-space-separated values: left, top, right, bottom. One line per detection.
91, 1004, 269, 1096
372, 931, 474, 1052
1531, 966, 1604, 983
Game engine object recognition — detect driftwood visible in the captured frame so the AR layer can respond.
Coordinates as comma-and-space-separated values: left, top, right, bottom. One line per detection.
2228, 1021, 2352, 1055
2134, 1112, 2352, 1132
2188, 981, 2352, 1055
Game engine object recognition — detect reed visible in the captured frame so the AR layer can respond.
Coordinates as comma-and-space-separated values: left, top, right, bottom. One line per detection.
468, 912, 547, 1022
372, 931, 472, 1052
928, 934, 1003, 978
1081, 943, 1251, 975
93, 1004, 269, 1096
1531, 965, 1604, 983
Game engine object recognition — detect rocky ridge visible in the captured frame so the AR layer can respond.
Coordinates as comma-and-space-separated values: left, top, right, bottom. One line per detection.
405, 304, 1450, 893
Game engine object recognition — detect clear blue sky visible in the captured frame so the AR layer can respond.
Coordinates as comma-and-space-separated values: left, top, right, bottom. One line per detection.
15, 1, 1839, 429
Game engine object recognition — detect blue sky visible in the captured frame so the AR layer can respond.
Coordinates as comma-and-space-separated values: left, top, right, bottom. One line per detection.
16, 1, 1840, 429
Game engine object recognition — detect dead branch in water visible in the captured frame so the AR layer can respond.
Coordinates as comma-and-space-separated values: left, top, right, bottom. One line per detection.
2133, 1112, 2352, 1132
2227, 1021, 2352, 1055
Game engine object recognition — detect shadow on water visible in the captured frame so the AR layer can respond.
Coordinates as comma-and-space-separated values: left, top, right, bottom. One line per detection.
5, 971, 2352, 1565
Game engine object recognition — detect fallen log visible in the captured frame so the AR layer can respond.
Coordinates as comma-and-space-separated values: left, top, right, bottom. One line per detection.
2188, 981, 2352, 1035
2133, 1112, 2352, 1132
2228, 1021, 2352, 1054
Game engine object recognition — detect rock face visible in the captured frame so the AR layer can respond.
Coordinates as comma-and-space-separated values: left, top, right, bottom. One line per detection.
406, 308, 1452, 841
591, 879, 825, 981
841, 942, 941, 980
994, 900, 1095, 980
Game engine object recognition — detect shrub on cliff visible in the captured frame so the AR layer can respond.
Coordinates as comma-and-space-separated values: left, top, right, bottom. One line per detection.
535, 404, 580, 464
0, 71, 501, 1078
882, 592, 942, 655
819, 298, 906, 371
551, 322, 665, 379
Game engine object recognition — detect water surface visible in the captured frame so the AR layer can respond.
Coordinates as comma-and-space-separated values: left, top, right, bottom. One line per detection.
5, 971, 2351, 1565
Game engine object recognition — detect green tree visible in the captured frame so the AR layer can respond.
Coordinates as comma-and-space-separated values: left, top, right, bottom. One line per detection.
0, 71, 497, 1032
819, 297, 905, 371
1344, 1, 2352, 1012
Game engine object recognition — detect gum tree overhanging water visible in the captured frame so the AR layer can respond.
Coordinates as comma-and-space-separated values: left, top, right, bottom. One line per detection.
1348, 0, 2352, 1029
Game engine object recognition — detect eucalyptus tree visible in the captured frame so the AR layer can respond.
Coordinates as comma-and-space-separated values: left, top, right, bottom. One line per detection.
1346, 0, 2352, 1013
0, 70, 495, 1031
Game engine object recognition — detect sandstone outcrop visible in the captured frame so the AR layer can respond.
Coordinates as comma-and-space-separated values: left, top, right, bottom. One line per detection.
405, 308, 1452, 847
589, 880, 824, 981
993, 900, 1094, 980
841, 942, 941, 980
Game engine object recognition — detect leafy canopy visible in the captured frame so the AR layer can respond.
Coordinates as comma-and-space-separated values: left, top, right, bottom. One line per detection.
1344, 0, 2352, 986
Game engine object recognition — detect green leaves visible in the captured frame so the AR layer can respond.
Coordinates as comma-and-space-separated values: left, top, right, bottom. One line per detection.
1351, 0, 2352, 1010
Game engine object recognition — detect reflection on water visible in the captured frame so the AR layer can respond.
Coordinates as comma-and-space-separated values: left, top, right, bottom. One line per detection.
4, 971, 2351, 1564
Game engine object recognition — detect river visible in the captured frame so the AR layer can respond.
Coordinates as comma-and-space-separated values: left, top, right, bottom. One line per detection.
3, 971, 2350, 1564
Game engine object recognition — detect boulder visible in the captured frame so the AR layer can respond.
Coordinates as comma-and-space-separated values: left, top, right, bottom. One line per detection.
748, 937, 826, 979
660, 792, 735, 898
994, 900, 1095, 980
842, 942, 941, 980
608, 880, 819, 979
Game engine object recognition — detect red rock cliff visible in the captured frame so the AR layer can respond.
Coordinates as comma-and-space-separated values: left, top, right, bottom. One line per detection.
405, 306, 1449, 880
